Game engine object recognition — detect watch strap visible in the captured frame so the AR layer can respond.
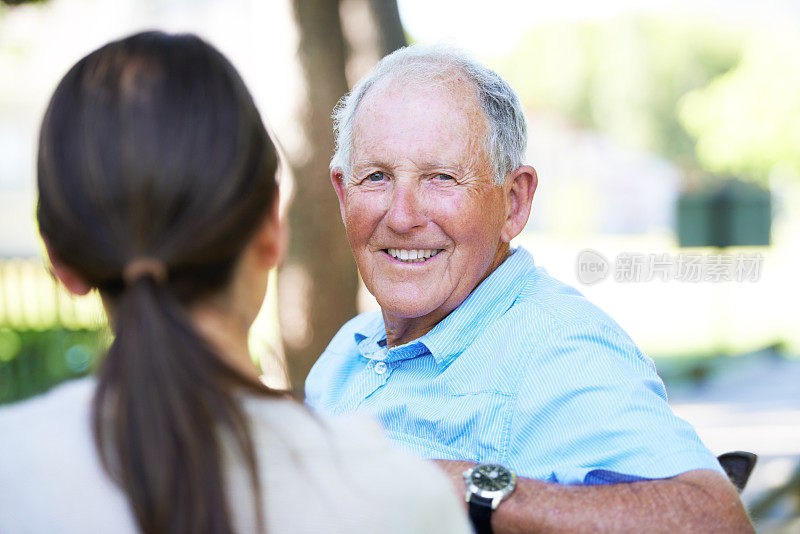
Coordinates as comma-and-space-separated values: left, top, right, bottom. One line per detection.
468, 494, 494, 534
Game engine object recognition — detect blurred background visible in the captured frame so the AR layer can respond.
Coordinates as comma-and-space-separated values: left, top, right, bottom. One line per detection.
0, 0, 798, 530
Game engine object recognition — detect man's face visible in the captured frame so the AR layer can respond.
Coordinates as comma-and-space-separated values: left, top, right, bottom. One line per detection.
333, 77, 510, 329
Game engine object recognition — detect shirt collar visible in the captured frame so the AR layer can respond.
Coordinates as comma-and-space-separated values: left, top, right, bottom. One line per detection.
352, 247, 536, 367
420, 247, 535, 367
352, 312, 429, 363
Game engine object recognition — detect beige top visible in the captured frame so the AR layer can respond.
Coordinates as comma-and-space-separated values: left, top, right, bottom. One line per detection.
0, 378, 471, 534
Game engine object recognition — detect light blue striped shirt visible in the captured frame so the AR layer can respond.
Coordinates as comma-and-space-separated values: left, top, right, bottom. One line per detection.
306, 247, 723, 484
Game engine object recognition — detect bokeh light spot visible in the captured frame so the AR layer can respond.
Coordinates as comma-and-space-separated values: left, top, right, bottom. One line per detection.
0, 328, 22, 362
64, 344, 93, 373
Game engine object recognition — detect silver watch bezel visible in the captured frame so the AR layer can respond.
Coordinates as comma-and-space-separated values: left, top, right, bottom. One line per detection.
463, 463, 517, 510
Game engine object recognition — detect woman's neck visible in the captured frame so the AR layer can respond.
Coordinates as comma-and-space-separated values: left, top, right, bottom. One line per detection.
190, 300, 261, 382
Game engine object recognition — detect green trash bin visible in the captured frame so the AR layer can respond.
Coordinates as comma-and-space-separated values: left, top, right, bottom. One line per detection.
677, 180, 771, 247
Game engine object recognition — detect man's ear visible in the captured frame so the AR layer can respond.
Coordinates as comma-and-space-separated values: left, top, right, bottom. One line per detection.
44, 241, 92, 296
500, 165, 538, 243
331, 167, 347, 223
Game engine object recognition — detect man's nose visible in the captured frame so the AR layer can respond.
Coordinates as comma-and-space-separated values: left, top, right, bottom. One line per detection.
384, 181, 426, 233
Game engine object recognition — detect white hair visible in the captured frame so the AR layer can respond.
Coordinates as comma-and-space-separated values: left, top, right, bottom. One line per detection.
330, 44, 527, 185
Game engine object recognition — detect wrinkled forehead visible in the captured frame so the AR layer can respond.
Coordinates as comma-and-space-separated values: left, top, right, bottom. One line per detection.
351, 72, 491, 167
356, 66, 487, 128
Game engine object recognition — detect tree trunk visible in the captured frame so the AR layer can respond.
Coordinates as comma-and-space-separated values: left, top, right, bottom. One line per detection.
282, 0, 357, 397
368, 0, 406, 55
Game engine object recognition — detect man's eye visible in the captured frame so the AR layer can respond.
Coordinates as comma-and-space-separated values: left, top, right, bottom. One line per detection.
435, 173, 455, 181
366, 171, 387, 182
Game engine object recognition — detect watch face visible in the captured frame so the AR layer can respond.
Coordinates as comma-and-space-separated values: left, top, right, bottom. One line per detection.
470, 464, 512, 491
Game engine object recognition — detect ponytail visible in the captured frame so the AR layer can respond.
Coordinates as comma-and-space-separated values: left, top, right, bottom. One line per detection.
93, 277, 274, 534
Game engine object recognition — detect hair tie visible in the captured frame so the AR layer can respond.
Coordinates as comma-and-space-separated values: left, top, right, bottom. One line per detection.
122, 257, 168, 285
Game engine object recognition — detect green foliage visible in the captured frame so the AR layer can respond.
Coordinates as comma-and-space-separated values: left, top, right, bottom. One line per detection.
0, 327, 109, 404
679, 25, 800, 184
499, 14, 743, 167
501, 14, 800, 187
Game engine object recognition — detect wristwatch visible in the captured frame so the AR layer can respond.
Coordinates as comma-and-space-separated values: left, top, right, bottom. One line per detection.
463, 463, 517, 534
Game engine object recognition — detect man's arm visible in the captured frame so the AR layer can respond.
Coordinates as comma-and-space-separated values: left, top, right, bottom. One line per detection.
434, 460, 753, 534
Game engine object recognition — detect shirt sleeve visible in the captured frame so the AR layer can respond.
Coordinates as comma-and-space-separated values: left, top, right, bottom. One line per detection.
507, 321, 723, 484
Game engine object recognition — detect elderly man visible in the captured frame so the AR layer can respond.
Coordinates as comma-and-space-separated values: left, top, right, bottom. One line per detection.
306, 45, 752, 533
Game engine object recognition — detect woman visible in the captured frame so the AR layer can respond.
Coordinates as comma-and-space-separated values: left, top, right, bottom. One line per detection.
0, 31, 469, 534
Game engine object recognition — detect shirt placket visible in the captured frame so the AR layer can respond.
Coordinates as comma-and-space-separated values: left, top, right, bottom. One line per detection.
333, 359, 393, 414
333, 340, 430, 415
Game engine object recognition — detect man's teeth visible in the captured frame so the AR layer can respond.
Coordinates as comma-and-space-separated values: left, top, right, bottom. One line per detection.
386, 249, 441, 262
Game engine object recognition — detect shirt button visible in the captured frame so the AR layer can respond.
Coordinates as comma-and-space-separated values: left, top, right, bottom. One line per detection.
374, 361, 388, 374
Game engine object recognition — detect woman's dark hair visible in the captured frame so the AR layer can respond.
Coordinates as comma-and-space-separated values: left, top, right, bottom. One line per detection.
37, 31, 281, 534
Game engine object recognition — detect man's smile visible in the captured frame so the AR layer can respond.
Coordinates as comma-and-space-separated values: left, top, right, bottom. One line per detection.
382, 248, 443, 263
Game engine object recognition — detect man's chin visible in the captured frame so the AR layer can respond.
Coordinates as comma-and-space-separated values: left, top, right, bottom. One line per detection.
376, 297, 441, 321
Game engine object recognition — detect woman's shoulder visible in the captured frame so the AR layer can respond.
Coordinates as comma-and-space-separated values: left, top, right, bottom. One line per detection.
0, 378, 96, 482
0, 377, 136, 533
242, 395, 388, 450
238, 395, 471, 534
0, 377, 95, 433
0, 376, 101, 472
